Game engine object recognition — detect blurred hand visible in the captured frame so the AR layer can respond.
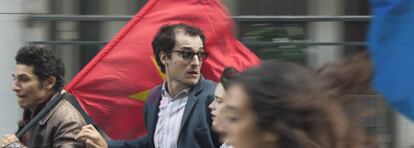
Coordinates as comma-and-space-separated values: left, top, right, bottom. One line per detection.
0, 134, 27, 148
75, 124, 108, 148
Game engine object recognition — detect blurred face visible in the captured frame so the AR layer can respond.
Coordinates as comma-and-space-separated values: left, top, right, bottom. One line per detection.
208, 83, 226, 131
12, 64, 50, 110
161, 30, 204, 87
224, 84, 278, 148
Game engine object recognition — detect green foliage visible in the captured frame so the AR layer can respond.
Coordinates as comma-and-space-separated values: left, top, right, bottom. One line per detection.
241, 23, 307, 64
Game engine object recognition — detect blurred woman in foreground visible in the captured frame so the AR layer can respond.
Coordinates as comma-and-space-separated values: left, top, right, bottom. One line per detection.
209, 67, 238, 148
222, 60, 374, 148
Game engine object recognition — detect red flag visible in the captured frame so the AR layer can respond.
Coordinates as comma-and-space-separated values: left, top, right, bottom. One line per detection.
65, 0, 260, 140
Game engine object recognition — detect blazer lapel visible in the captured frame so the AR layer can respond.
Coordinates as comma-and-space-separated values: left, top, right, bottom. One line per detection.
179, 77, 205, 130
147, 86, 162, 135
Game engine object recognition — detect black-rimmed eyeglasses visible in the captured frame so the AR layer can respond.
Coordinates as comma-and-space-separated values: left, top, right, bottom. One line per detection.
171, 50, 209, 61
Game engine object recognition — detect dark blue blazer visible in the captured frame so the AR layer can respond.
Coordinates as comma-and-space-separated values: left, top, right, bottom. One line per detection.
108, 77, 221, 148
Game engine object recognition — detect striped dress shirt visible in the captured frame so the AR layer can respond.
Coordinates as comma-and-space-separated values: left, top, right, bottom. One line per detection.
154, 83, 189, 148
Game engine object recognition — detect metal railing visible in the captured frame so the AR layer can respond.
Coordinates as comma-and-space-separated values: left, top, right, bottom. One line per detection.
29, 15, 371, 46
29, 14, 372, 22
29, 41, 367, 46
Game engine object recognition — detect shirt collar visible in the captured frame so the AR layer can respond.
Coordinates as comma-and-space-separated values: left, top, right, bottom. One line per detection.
161, 82, 190, 100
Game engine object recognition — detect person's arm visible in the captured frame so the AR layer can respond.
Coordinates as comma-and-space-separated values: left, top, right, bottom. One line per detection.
77, 102, 151, 148
76, 125, 150, 148
106, 136, 149, 148
53, 120, 86, 148
51, 99, 89, 148
106, 101, 151, 148
75, 125, 107, 148
0, 134, 28, 148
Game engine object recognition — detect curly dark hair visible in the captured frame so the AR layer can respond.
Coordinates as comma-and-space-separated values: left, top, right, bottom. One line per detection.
230, 61, 373, 148
152, 23, 206, 73
15, 45, 65, 92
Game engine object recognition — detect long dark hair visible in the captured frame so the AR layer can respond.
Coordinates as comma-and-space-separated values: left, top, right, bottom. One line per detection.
230, 61, 373, 148
317, 51, 373, 95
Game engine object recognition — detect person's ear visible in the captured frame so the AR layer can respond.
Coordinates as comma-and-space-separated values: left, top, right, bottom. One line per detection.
44, 76, 56, 90
160, 51, 169, 65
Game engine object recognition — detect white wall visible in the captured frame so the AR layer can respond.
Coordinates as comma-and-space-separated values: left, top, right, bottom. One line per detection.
0, 0, 25, 135
306, 0, 344, 68
0, 0, 48, 135
53, 0, 81, 82
101, 0, 130, 41
222, 0, 238, 15
0, 13, 24, 135
395, 113, 414, 148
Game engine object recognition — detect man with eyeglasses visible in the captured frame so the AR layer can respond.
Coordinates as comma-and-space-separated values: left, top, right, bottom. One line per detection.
76, 23, 221, 148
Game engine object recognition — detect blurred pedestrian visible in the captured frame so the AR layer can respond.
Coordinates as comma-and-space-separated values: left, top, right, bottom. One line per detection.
222, 61, 374, 148
208, 67, 239, 148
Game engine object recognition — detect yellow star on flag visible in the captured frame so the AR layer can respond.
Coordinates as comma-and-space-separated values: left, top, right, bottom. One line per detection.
129, 56, 166, 102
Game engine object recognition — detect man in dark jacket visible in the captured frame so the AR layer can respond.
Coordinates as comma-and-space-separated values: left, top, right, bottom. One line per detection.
76, 23, 220, 148
0, 45, 86, 148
